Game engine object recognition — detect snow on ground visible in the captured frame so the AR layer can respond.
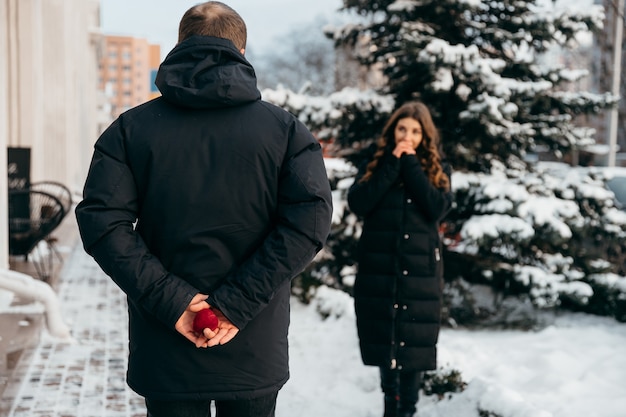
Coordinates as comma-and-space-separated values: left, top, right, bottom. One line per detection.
280, 286, 626, 417
280, 288, 380, 416
5, 250, 625, 416
431, 313, 626, 417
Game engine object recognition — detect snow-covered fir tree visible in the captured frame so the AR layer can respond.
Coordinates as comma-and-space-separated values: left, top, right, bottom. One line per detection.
264, 0, 626, 323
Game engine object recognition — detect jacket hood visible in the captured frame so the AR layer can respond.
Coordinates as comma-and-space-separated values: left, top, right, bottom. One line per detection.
155, 36, 261, 109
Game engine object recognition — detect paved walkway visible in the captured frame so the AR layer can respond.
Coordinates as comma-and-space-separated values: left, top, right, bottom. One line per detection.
0, 244, 146, 417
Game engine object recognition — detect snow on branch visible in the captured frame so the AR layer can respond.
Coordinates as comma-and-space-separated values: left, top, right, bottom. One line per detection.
388, 0, 420, 12
262, 86, 394, 139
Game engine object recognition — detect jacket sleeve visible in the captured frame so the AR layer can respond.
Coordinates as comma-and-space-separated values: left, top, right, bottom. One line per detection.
75, 118, 199, 329
207, 120, 333, 330
400, 154, 453, 222
347, 153, 401, 217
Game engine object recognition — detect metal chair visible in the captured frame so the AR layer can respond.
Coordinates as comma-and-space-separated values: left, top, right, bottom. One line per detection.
29, 181, 73, 262
8, 189, 66, 281
30, 181, 72, 217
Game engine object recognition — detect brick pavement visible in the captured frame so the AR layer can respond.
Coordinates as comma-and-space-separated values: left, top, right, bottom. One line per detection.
0, 245, 146, 417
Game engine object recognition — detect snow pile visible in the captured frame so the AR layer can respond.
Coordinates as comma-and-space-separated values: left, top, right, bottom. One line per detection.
0, 268, 73, 341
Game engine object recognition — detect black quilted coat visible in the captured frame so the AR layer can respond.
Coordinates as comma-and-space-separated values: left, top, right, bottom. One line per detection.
75, 36, 332, 400
347, 152, 452, 371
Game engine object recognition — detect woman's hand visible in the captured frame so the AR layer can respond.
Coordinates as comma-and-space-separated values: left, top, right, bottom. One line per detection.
392, 140, 416, 158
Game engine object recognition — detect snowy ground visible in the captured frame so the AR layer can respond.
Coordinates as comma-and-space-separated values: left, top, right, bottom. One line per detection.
3, 249, 625, 416
280, 286, 626, 417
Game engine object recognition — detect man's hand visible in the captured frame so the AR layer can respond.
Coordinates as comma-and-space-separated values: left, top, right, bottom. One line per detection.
175, 293, 211, 348
205, 308, 239, 347
175, 293, 240, 348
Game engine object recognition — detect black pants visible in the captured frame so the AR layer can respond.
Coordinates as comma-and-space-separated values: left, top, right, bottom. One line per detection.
380, 367, 422, 415
145, 391, 278, 417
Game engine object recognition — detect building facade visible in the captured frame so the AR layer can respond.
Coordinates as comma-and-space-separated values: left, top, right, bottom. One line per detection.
99, 36, 161, 119
590, 0, 626, 166
1, 0, 102, 268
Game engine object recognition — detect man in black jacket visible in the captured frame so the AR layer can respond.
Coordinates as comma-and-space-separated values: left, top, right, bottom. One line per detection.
75, 2, 332, 416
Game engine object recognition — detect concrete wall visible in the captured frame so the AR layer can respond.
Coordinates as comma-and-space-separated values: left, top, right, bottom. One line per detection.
1, 0, 101, 268
3, 0, 101, 192
0, 0, 9, 269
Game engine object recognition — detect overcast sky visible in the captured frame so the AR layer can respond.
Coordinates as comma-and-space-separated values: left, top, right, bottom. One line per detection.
100, 0, 345, 58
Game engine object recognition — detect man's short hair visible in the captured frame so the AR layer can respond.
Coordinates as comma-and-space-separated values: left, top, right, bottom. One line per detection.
178, 1, 247, 50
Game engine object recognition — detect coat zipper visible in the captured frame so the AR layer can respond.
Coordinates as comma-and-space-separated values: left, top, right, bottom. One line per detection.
389, 193, 410, 371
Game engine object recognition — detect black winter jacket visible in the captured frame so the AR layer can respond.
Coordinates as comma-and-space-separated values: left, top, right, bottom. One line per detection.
75, 36, 333, 400
347, 152, 452, 371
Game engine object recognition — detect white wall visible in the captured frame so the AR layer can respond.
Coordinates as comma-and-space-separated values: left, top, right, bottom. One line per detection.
1, 0, 101, 267
0, 0, 9, 269
4, 0, 101, 191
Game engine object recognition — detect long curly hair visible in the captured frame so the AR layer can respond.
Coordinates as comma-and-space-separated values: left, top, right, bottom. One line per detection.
360, 101, 450, 191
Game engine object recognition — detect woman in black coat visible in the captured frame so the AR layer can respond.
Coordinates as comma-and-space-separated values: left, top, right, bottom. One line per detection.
347, 101, 453, 417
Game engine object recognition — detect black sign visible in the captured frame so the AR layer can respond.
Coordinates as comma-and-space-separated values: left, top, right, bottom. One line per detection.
7, 147, 31, 233
8, 147, 31, 190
